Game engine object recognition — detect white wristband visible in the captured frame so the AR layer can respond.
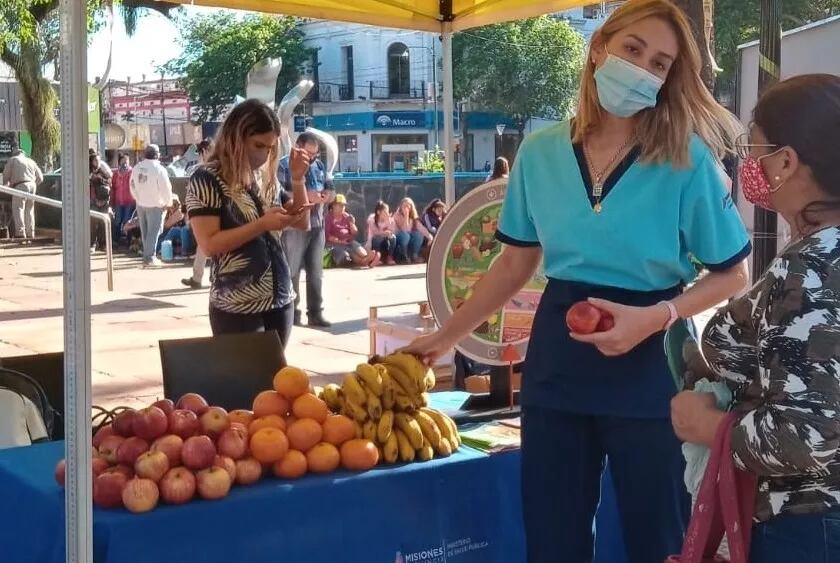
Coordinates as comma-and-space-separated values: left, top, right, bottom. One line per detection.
659, 300, 679, 331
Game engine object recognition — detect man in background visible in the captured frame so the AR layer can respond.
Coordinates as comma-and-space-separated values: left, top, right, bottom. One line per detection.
4, 140, 43, 240
279, 132, 335, 328
130, 144, 172, 267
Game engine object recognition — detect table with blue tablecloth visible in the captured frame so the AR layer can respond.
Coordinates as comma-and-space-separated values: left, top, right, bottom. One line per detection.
0, 395, 627, 563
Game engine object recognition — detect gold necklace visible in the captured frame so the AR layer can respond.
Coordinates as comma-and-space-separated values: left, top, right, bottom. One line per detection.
583, 135, 635, 214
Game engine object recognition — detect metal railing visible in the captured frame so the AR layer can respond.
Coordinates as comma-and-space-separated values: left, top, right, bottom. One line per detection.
0, 184, 114, 291
369, 80, 427, 100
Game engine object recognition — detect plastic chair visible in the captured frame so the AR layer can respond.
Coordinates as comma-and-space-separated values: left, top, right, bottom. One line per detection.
159, 332, 286, 411
0, 352, 64, 440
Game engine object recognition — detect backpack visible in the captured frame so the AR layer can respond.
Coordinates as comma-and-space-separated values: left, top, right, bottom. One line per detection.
0, 368, 55, 449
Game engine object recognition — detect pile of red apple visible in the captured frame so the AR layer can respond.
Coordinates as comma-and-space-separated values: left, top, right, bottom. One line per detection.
55, 393, 263, 514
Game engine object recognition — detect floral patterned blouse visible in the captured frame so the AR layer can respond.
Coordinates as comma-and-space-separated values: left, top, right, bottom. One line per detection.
702, 227, 840, 522
186, 166, 292, 314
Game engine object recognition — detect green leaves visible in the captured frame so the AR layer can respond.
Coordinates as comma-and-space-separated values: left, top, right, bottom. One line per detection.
453, 17, 585, 134
162, 13, 310, 123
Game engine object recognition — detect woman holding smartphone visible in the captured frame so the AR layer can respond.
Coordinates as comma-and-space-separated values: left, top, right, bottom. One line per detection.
186, 99, 310, 348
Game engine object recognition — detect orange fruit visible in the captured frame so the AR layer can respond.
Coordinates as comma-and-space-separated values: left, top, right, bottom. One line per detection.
229, 409, 255, 427
272, 449, 307, 479
252, 391, 289, 418
286, 418, 323, 453
249, 427, 289, 464
273, 367, 310, 400
322, 415, 356, 446
292, 394, 329, 424
306, 442, 340, 474
248, 414, 286, 435
340, 439, 380, 471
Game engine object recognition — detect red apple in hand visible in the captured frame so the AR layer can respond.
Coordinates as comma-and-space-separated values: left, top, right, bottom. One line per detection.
121, 478, 159, 513
566, 302, 603, 335
176, 393, 209, 416
196, 466, 232, 500
596, 312, 615, 332
133, 406, 169, 441
151, 399, 175, 417
182, 435, 216, 470
217, 426, 248, 460
151, 434, 183, 467
98, 435, 126, 464
134, 450, 170, 482
93, 472, 128, 508
160, 467, 196, 505
116, 436, 149, 467
200, 406, 230, 439
168, 409, 200, 439
92, 425, 116, 448
235, 457, 263, 486
213, 455, 237, 482
113, 409, 138, 437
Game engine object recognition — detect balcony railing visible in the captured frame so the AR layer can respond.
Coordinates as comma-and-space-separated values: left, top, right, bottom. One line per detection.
308, 82, 354, 103
368, 80, 427, 100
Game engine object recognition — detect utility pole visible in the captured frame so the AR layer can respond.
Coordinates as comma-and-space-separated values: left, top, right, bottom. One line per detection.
431, 38, 438, 148
160, 71, 168, 157
752, 0, 782, 280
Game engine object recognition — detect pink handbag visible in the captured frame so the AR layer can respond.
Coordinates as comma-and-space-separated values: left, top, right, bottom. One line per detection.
666, 413, 758, 563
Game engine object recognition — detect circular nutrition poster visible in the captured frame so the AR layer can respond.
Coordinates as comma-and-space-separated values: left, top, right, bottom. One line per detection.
426, 179, 547, 365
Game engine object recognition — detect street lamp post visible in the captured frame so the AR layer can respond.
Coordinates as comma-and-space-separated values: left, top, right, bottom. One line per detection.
160, 71, 168, 157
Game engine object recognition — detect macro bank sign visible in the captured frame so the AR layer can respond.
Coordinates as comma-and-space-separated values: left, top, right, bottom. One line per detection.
374, 111, 427, 129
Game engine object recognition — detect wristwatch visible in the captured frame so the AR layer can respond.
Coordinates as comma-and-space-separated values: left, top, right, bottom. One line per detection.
659, 300, 679, 331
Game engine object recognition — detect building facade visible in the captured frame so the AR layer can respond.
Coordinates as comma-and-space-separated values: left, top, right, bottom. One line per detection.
301, 5, 617, 173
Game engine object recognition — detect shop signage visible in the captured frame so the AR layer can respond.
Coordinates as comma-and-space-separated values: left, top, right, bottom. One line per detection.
426, 180, 547, 365
374, 111, 426, 129
104, 123, 126, 149
294, 115, 306, 132
0, 131, 17, 159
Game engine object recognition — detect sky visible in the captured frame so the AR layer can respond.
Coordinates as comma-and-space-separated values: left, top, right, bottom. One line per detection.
87, 6, 219, 83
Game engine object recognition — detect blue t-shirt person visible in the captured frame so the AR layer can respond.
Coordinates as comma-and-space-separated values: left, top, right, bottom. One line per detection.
496, 120, 751, 417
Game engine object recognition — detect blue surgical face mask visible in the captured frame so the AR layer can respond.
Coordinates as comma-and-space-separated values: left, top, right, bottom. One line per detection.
593, 51, 665, 118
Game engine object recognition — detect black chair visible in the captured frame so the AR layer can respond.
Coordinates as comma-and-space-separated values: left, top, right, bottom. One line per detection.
159, 332, 286, 411
0, 352, 65, 440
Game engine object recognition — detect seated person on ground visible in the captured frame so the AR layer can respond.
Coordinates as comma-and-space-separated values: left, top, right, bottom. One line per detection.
325, 194, 380, 268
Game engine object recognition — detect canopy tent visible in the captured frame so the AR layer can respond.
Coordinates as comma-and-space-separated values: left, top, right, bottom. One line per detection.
59, 1, 594, 562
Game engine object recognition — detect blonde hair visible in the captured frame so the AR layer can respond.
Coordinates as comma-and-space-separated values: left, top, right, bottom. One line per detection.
574, 0, 742, 166
397, 197, 419, 221
207, 99, 281, 205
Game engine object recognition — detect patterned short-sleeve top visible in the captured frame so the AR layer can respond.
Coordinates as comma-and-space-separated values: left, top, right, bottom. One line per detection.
702, 227, 840, 522
186, 166, 293, 314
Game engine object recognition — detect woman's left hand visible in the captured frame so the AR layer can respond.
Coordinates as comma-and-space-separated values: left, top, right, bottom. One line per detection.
671, 391, 726, 446
569, 298, 668, 356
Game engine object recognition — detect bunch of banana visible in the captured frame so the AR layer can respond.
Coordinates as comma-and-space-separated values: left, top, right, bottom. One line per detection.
321, 354, 461, 465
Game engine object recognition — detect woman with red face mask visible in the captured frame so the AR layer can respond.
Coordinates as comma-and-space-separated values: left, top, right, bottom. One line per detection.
671, 74, 840, 562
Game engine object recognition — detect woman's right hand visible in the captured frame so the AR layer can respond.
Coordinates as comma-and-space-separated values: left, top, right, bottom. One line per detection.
401, 330, 457, 366
260, 207, 304, 232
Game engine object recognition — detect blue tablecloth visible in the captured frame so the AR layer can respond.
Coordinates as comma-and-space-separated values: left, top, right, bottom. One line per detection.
0, 394, 627, 563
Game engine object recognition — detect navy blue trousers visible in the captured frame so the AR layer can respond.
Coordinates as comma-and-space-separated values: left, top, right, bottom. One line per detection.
521, 405, 690, 563
750, 510, 840, 563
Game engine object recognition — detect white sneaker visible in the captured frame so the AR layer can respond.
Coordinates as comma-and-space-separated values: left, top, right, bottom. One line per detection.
148, 258, 163, 268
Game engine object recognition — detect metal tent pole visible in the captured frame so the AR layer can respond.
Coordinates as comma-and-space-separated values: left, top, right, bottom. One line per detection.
441, 28, 456, 206
59, 0, 93, 561
752, 0, 782, 280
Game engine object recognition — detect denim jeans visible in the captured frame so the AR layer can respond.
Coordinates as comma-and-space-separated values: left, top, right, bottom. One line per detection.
136, 206, 165, 262
281, 226, 325, 316
371, 234, 396, 260
113, 204, 135, 243
158, 225, 195, 256
750, 509, 840, 563
395, 230, 424, 262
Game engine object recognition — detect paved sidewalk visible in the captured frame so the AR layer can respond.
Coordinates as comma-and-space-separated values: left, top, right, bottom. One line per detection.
0, 244, 427, 409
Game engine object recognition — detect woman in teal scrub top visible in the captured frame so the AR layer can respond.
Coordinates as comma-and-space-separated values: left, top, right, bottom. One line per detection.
407, 1, 751, 562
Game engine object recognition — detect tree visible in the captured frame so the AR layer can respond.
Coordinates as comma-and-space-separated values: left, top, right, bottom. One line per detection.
163, 14, 311, 123
671, 0, 716, 89
453, 17, 585, 145
0, 1, 174, 168
714, 0, 840, 96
